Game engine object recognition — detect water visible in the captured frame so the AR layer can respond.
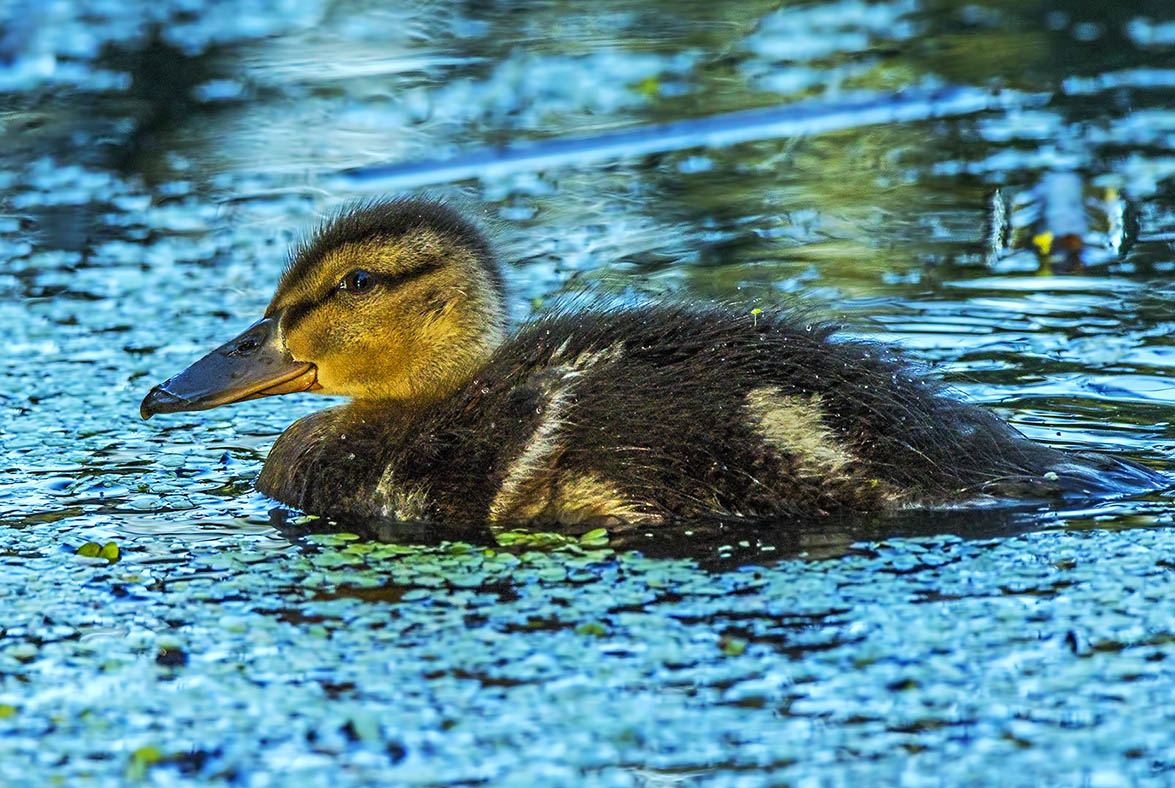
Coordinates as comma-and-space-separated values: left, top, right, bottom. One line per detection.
2, 0, 1175, 785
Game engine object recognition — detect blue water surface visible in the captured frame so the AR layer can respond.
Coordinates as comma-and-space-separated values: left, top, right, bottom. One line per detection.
2, 1, 1175, 785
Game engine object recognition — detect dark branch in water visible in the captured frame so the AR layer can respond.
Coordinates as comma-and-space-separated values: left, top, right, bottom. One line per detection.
333, 85, 1047, 191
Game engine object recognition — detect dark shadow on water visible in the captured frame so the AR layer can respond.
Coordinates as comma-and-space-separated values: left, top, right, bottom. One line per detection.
609, 507, 1055, 568
266, 496, 1170, 572
98, 32, 224, 175
268, 507, 498, 549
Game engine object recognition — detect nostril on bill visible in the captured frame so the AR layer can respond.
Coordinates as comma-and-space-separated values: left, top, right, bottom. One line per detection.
229, 335, 261, 356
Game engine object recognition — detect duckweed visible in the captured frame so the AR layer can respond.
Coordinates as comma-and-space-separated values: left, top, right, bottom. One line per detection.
6, 524, 1175, 785
719, 637, 748, 657
74, 541, 120, 562
125, 746, 165, 781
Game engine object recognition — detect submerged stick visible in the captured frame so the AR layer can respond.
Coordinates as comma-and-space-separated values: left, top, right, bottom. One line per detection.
333, 85, 1046, 191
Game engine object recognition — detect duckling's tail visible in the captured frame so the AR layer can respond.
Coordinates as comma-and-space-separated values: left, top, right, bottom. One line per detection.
977, 452, 1169, 503
1048, 452, 1170, 498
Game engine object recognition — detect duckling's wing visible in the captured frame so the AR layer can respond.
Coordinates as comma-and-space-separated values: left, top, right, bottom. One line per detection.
476, 304, 1167, 522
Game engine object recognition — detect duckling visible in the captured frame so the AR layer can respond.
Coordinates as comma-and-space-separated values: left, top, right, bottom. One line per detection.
140, 199, 1165, 528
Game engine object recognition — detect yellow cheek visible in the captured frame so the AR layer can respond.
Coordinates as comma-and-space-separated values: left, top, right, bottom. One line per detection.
279, 294, 457, 400
311, 365, 348, 395
285, 330, 328, 371
284, 306, 343, 360
292, 324, 390, 397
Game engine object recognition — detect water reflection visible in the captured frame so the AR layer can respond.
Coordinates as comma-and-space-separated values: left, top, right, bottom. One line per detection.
1, 0, 1173, 541
268, 488, 1174, 571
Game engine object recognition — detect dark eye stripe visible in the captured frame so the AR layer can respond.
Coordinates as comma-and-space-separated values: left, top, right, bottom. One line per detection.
281, 259, 444, 335
363, 259, 442, 292
282, 298, 323, 336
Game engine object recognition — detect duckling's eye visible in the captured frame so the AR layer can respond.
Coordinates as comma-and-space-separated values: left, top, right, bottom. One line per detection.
339, 269, 375, 294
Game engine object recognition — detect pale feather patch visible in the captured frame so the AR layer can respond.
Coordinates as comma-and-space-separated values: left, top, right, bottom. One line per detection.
745, 387, 906, 507
373, 468, 431, 521
545, 473, 660, 527
744, 387, 855, 477
548, 338, 624, 369
488, 344, 625, 524
488, 380, 574, 524
571, 343, 624, 369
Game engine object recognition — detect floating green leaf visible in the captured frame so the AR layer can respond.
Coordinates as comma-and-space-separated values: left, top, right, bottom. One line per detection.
575, 622, 608, 637
76, 542, 101, 558
578, 528, 609, 547
76, 541, 120, 563
720, 637, 748, 657
125, 746, 164, 780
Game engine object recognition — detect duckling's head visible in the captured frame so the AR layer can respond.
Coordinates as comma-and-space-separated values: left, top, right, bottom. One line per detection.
140, 199, 506, 418
267, 199, 506, 399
